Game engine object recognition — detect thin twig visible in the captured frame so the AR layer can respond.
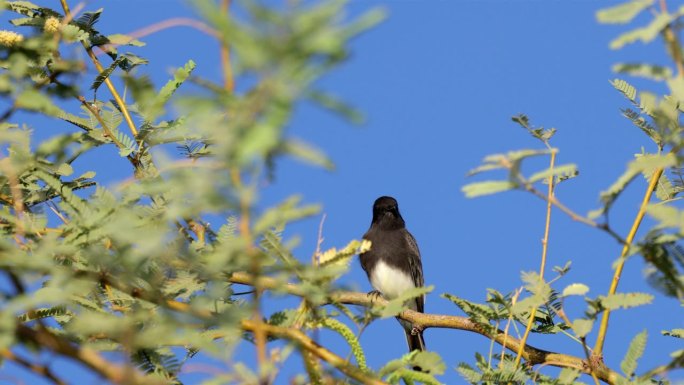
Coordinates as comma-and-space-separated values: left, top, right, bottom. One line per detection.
0, 349, 67, 385
515, 151, 556, 367
96, 18, 219, 57
499, 287, 522, 368
220, 0, 234, 93
218, 0, 267, 375
60, 0, 139, 138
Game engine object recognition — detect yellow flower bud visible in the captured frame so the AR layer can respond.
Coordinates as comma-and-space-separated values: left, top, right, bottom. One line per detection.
0, 31, 24, 47
44, 17, 61, 34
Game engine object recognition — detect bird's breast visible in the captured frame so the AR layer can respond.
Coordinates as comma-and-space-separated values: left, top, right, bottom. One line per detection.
370, 260, 416, 302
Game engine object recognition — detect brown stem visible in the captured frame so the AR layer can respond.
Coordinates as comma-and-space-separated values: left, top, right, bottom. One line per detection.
660, 0, 684, 78
15, 324, 167, 385
593, 167, 663, 355
0, 349, 67, 385
229, 272, 621, 384
514, 151, 556, 367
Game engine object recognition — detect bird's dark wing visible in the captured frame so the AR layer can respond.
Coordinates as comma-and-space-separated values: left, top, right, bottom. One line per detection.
404, 230, 425, 313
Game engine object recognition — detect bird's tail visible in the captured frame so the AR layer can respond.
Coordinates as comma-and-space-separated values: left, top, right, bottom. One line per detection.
405, 329, 426, 352
404, 327, 426, 372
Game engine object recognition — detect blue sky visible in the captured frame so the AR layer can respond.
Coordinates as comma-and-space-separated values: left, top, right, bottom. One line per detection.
3, 1, 683, 384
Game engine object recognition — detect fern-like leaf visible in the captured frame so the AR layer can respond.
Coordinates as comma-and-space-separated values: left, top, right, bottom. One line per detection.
621, 330, 648, 378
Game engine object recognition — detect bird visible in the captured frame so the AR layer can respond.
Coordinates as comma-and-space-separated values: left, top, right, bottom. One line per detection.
359, 196, 426, 358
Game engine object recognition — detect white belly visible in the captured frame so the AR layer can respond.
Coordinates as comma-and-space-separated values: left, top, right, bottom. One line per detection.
370, 260, 415, 301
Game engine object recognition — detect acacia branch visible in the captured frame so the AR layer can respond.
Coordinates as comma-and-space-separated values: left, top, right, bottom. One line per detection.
1, 348, 67, 385
164, 299, 385, 385
229, 272, 621, 384
15, 324, 168, 385
593, 167, 663, 355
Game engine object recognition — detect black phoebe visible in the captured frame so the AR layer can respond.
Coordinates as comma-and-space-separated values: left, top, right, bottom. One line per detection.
360, 196, 426, 356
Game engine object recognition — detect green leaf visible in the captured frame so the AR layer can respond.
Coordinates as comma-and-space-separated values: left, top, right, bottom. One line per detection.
15, 88, 65, 117
599, 292, 654, 310
609, 13, 672, 50
308, 90, 365, 124
597, 0, 654, 24
571, 318, 594, 338
443, 293, 497, 334
613, 63, 672, 81
527, 163, 578, 184
562, 283, 589, 297
596, 153, 677, 217
511, 114, 556, 143
457, 362, 482, 384
281, 138, 334, 170
253, 195, 320, 234
646, 203, 684, 233
91, 56, 125, 92
147, 60, 196, 122
106, 33, 146, 47
621, 330, 647, 378
662, 329, 684, 338
56, 163, 74, 176
462, 180, 516, 198
162, 271, 206, 300
378, 286, 433, 318
612, 78, 638, 103
621, 108, 661, 147
557, 368, 581, 384
412, 351, 446, 375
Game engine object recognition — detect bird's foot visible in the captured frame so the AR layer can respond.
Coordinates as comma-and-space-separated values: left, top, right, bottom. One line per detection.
410, 325, 424, 335
367, 290, 383, 302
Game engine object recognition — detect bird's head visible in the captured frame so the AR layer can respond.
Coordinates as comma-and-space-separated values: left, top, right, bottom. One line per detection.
371, 196, 405, 229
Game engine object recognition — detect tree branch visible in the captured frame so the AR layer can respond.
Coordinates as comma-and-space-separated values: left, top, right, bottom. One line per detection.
229, 272, 621, 384
15, 324, 168, 385
0, 348, 67, 385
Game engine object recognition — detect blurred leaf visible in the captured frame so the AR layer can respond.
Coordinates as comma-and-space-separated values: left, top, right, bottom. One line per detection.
557, 368, 581, 384
146, 60, 196, 122
457, 362, 482, 384
318, 239, 370, 269
15, 88, 64, 117
662, 329, 684, 338
528, 163, 578, 184
308, 90, 364, 124
646, 203, 684, 232
378, 285, 433, 318
597, 0, 654, 24
253, 195, 320, 234
621, 108, 662, 147
571, 318, 594, 338
281, 138, 334, 170
613, 62, 672, 81
412, 351, 446, 375
562, 283, 589, 297
609, 13, 671, 50
599, 292, 654, 310
596, 153, 677, 218
462, 180, 516, 198
107, 33, 146, 47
